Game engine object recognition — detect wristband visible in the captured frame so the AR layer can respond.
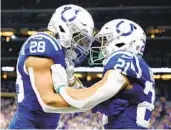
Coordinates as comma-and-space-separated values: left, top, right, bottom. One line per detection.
57, 85, 66, 94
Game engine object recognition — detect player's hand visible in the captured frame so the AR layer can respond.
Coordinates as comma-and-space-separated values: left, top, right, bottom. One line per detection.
65, 65, 75, 85
69, 76, 85, 89
65, 58, 76, 85
65, 65, 85, 88
51, 64, 68, 93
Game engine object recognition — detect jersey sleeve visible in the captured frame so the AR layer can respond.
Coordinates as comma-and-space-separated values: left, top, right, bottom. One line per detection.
103, 51, 141, 79
21, 33, 66, 67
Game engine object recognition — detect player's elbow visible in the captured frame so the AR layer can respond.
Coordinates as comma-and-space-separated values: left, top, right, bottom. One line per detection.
53, 99, 70, 107
42, 95, 52, 105
42, 95, 69, 107
41, 106, 49, 113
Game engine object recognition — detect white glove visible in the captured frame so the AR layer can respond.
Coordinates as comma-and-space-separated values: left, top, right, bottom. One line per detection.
65, 58, 85, 89
65, 66, 85, 89
51, 64, 68, 93
69, 76, 85, 89
65, 65, 75, 85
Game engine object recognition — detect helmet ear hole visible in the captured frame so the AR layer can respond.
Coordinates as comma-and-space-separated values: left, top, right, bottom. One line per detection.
131, 24, 137, 29
59, 25, 65, 33
55, 33, 60, 39
115, 43, 125, 48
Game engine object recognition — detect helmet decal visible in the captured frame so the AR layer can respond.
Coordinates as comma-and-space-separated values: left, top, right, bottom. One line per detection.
116, 20, 135, 36
48, 4, 95, 66
61, 6, 80, 22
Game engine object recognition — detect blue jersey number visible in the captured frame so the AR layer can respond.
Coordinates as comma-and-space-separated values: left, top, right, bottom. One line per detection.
114, 57, 155, 126
114, 58, 130, 75
30, 41, 45, 53
16, 59, 25, 103
136, 81, 155, 126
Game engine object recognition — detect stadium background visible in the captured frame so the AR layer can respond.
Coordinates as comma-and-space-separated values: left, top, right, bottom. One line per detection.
1, 0, 171, 129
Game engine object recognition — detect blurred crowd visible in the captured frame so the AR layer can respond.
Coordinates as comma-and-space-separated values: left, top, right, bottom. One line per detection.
0, 97, 171, 129
0, 98, 17, 129
57, 111, 103, 129
149, 97, 171, 129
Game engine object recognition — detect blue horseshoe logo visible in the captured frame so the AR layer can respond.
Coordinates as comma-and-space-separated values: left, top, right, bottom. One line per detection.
116, 21, 135, 36
61, 6, 79, 22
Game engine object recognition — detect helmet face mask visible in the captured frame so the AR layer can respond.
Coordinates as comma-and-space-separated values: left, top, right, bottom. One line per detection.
66, 24, 94, 66
90, 19, 146, 66
95, 32, 121, 58
47, 4, 95, 66
71, 25, 94, 49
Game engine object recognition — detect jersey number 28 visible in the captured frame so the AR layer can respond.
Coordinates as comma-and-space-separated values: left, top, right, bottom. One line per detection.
30, 41, 45, 53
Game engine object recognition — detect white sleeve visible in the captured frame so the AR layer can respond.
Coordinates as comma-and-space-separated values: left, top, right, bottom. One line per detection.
28, 67, 86, 113
59, 70, 127, 110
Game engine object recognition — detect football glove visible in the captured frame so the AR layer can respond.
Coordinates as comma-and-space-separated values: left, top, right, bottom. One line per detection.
51, 64, 68, 93
65, 64, 85, 89
69, 76, 85, 89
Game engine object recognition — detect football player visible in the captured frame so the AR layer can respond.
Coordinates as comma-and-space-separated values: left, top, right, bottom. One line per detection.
9, 4, 94, 129
51, 19, 156, 129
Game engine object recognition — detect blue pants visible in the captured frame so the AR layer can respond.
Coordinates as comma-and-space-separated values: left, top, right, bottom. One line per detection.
9, 112, 37, 129
9, 106, 60, 129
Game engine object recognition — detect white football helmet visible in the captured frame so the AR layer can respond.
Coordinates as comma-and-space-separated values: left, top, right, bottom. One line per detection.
48, 4, 95, 66
90, 19, 146, 65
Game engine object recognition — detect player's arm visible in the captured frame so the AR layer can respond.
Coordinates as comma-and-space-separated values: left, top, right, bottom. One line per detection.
26, 56, 86, 113
56, 68, 130, 110
55, 51, 134, 110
